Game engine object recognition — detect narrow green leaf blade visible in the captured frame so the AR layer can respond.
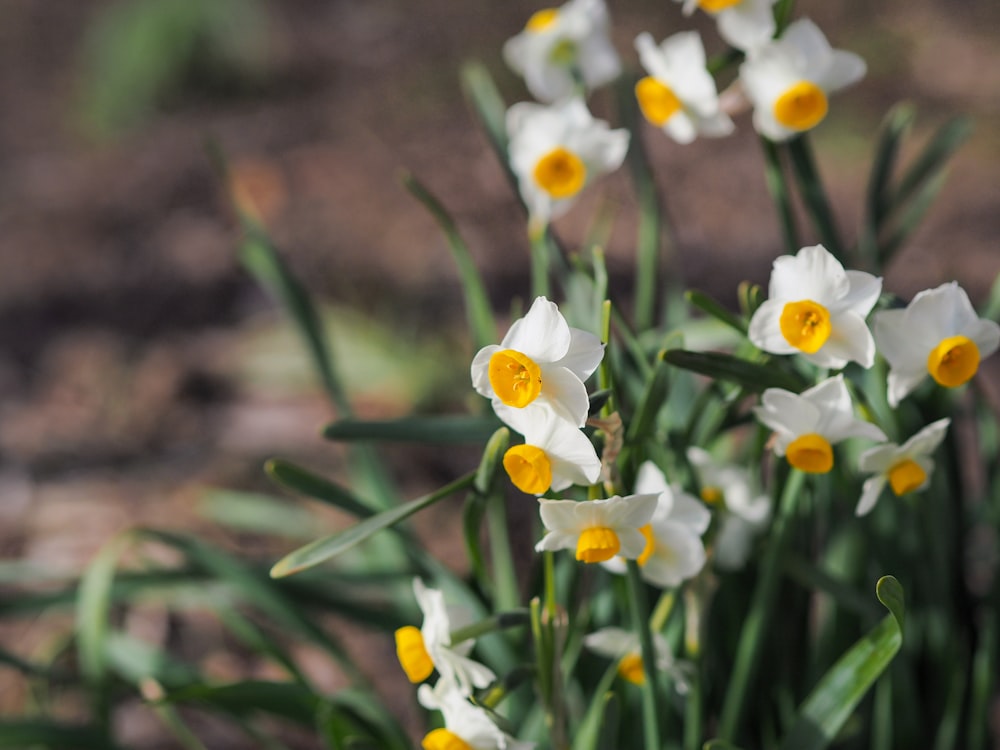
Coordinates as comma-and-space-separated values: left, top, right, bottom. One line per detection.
686, 290, 748, 335
266, 459, 375, 518
0, 722, 119, 749
664, 349, 806, 393
322, 415, 501, 444
892, 115, 973, 209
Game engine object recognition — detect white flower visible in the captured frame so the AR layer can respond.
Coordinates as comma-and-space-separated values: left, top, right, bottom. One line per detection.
583, 627, 689, 691
747, 244, 882, 369
536, 494, 658, 564
739, 19, 866, 141
500, 406, 601, 495
502, 0, 621, 103
601, 462, 711, 587
471, 296, 604, 428
506, 98, 629, 228
418, 680, 534, 750
856, 418, 950, 517
687, 447, 770, 570
754, 375, 887, 474
633, 31, 734, 144
677, 0, 778, 53
394, 579, 495, 695
871, 282, 1000, 407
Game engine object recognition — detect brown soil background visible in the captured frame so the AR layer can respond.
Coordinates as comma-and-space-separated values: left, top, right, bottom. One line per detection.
0, 0, 998, 746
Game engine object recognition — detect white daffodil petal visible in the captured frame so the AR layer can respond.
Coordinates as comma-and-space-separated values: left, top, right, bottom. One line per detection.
856, 476, 886, 517
837, 270, 883, 316
818, 310, 876, 369
507, 297, 573, 362
768, 245, 849, 303
667, 492, 712, 535
716, 1, 776, 52
557, 327, 606, 380
858, 443, 901, 474
540, 365, 592, 427
901, 418, 951, 456
642, 522, 707, 587
634, 461, 669, 495
748, 299, 802, 355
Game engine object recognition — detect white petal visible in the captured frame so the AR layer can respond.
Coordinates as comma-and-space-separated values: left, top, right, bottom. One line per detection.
667, 490, 712, 534
584, 627, 636, 658
540, 364, 591, 427
618, 528, 650, 559
886, 367, 927, 408
819, 310, 876, 369
642, 523, 706, 586
471, 345, 501, 398
712, 516, 756, 570
836, 271, 883, 316
819, 50, 867, 93
969, 318, 1000, 359
555, 326, 605, 380
664, 112, 698, 145
858, 443, 902, 473
768, 245, 849, 304
855, 476, 886, 517
609, 493, 660, 529
506, 297, 573, 362
899, 418, 950, 457
755, 388, 821, 439
634, 461, 669, 495
716, 2, 776, 52
538, 499, 581, 532
872, 308, 927, 372
748, 298, 800, 355
535, 529, 576, 553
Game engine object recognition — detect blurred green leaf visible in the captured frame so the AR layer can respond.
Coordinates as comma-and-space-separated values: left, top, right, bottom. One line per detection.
160, 680, 319, 724
861, 103, 916, 260
787, 135, 843, 259
626, 349, 672, 442
199, 488, 322, 539
266, 459, 375, 518
664, 349, 805, 393
686, 290, 748, 336
892, 116, 973, 209
460, 61, 512, 175
323, 415, 501, 444
0, 722, 119, 749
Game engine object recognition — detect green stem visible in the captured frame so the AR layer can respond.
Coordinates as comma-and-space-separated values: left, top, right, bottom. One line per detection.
787, 135, 844, 259
543, 551, 558, 619
760, 137, 799, 255
487, 491, 521, 612
449, 609, 531, 644
649, 590, 677, 633
626, 560, 660, 750
529, 223, 551, 299
684, 664, 703, 750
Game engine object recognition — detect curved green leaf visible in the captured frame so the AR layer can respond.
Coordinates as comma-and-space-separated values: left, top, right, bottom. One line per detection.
664, 349, 805, 393
322, 415, 501, 444
266, 459, 374, 518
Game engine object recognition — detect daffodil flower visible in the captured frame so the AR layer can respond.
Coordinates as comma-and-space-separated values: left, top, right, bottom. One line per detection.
394, 579, 495, 695
676, 0, 778, 53
601, 462, 710, 586
753, 375, 887, 474
502, 0, 621, 103
583, 627, 690, 691
747, 244, 882, 369
871, 282, 1000, 407
500, 406, 601, 495
739, 19, 866, 141
633, 31, 735, 144
856, 418, 950, 517
471, 296, 605, 428
506, 98, 629, 228
536, 493, 658, 564
418, 680, 534, 750
687, 447, 770, 570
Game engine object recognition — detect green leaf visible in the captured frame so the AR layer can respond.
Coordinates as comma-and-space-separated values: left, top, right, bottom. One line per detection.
460, 62, 510, 160
686, 290, 748, 335
779, 576, 905, 750
265, 459, 375, 518
626, 349, 672, 443
760, 137, 799, 255
322, 415, 501, 444
270, 472, 477, 577
866, 103, 916, 230
199, 487, 321, 539
892, 115, 973, 210
160, 681, 320, 725
877, 170, 949, 264
703, 742, 745, 750
594, 691, 621, 750
0, 721, 119, 749
786, 135, 843, 259
663, 349, 806, 393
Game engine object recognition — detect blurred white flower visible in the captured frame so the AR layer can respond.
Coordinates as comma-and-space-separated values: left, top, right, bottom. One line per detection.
602, 462, 710, 586
754, 375, 887, 474
633, 31, 734, 144
536, 494, 658, 563
677, 0, 778, 53
506, 98, 629, 228
871, 282, 1000, 407
856, 418, 950, 517
503, 0, 621, 103
583, 627, 689, 691
418, 679, 534, 750
739, 19, 866, 141
747, 244, 882, 369
687, 447, 770, 570
501, 406, 601, 495
394, 579, 495, 695
471, 296, 604, 428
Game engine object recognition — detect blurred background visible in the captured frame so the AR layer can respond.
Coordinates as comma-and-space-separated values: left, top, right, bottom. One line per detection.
0, 0, 998, 741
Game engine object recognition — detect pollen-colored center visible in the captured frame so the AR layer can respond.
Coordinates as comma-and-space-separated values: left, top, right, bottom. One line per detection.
786, 433, 834, 474
926, 335, 980, 387
617, 652, 646, 685
887, 458, 927, 496
576, 526, 621, 563
503, 444, 553, 495
635, 76, 683, 127
773, 81, 829, 131
698, 0, 743, 12
526, 8, 559, 32
395, 626, 433, 683
779, 300, 832, 353
488, 349, 542, 408
700, 486, 724, 506
636, 524, 656, 566
533, 147, 587, 199
422, 728, 472, 750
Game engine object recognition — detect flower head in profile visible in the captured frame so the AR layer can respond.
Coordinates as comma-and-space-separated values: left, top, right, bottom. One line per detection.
506, 98, 629, 229
503, 0, 621, 103
687, 447, 770, 570
601, 462, 710, 586
676, 0, 778, 53
633, 31, 735, 144
471, 296, 604, 428
584, 627, 690, 691
753, 375, 887, 474
394, 579, 495, 696
501, 406, 601, 495
739, 19, 866, 141
536, 494, 658, 564
856, 418, 950, 517
871, 282, 1000, 407
418, 680, 534, 750
748, 244, 882, 369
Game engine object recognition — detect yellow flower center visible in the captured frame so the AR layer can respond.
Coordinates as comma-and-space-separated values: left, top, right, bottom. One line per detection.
887, 458, 927, 496
926, 335, 980, 387
773, 81, 829, 131
422, 728, 472, 750
635, 76, 683, 127
786, 433, 834, 474
503, 444, 553, 495
526, 8, 559, 32
698, 0, 743, 12
576, 526, 621, 563
533, 147, 587, 199
617, 652, 646, 685
700, 486, 724, 505
636, 524, 656, 566
395, 626, 433, 683
488, 349, 542, 408
779, 300, 832, 354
